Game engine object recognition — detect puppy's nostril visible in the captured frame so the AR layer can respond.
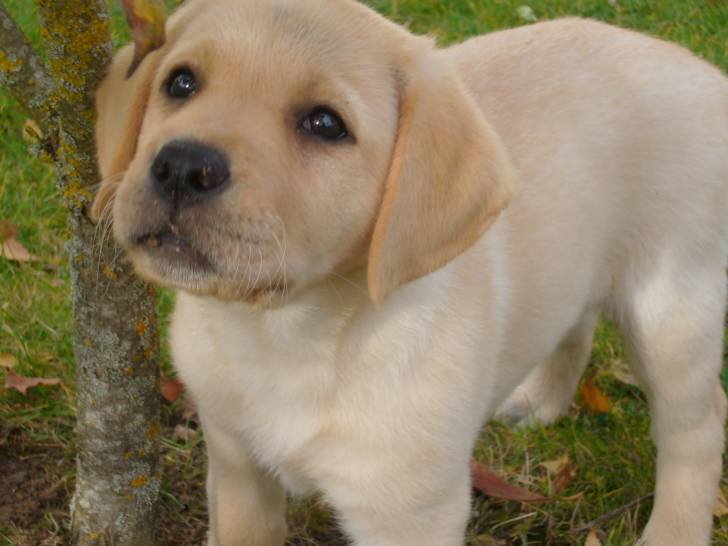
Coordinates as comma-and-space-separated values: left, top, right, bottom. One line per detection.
153, 159, 171, 182
186, 168, 206, 193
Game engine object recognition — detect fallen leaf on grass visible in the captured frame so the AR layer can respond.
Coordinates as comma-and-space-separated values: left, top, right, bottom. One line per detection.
539, 454, 570, 475
121, 0, 167, 76
539, 454, 576, 494
0, 220, 37, 262
172, 424, 198, 442
2, 238, 35, 261
160, 374, 184, 402
4, 369, 60, 395
554, 461, 576, 494
610, 358, 639, 387
470, 460, 548, 502
580, 377, 612, 414
0, 353, 17, 369
585, 528, 603, 546
0, 220, 18, 240
714, 490, 728, 518
22, 118, 44, 143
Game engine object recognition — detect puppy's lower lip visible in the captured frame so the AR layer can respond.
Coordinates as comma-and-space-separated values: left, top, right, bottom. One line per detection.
134, 229, 213, 270
139, 230, 187, 249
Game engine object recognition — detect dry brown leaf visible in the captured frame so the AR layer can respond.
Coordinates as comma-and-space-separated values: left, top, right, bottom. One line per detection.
172, 424, 198, 442
160, 374, 184, 402
585, 528, 603, 546
4, 369, 60, 395
539, 454, 570, 475
714, 490, 728, 518
2, 237, 36, 262
0, 221, 37, 262
0, 220, 19, 240
580, 377, 612, 414
610, 358, 639, 387
554, 461, 576, 494
22, 118, 44, 143
470, 460, 549, 503
121, 0, 167, 76
0, 353, 17, 369
540, 454, 577, 493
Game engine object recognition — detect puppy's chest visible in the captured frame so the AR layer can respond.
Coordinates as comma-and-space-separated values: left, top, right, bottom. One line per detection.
207, 337, 331, 439
173, 302, 352, 481
172, 292, 489, 493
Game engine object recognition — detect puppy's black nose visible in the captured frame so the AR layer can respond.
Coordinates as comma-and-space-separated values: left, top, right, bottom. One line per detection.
151, 140, 230, 206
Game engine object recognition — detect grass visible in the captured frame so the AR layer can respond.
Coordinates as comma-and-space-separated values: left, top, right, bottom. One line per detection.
1, 0, 728, 545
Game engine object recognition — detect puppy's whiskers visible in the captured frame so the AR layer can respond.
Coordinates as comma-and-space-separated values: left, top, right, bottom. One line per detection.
270, 218, 289, 305
230, 235, 244, 298
93, 188, 119, 293
328, 271, 367, 296
241, 236, 255, 299
249, 222, 265, 301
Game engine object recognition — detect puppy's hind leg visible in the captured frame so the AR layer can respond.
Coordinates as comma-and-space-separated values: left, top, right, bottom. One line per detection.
496, 310, 599, 425
615, 260, 726, 546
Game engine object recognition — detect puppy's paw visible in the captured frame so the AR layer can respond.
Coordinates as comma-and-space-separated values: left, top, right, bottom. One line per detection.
494, 386, 570, 427
638, 522, 710, 546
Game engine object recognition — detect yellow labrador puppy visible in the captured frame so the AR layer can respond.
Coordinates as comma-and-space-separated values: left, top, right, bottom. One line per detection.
92, 1, 728, 544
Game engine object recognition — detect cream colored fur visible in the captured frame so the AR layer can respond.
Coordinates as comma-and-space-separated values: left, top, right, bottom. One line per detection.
93, 1, 728, 544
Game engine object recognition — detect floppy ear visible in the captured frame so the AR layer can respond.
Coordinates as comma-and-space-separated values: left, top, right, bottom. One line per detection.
367, 54, 515, 304
91, 45, 161, 222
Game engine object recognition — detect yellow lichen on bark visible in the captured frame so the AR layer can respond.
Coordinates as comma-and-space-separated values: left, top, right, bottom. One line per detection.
36, 0, 111, 100
0, 50, 21, 72
37, 0, 112, 208
102, 265, 119, 281
147, 421, 160, 440
131, 475, 149, 488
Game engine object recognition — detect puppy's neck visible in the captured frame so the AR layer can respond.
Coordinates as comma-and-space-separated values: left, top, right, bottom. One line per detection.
182, 263, 451, 344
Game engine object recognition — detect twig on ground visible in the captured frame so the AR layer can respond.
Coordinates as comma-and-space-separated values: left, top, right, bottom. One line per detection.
572, 493, 654, 534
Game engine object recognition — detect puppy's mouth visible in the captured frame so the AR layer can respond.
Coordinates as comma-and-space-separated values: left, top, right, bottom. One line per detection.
122, 213, 291, 305
133, 226, 213, 272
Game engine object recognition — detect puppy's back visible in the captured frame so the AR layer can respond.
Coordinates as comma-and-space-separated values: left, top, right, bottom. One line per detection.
447, 18, 728, 256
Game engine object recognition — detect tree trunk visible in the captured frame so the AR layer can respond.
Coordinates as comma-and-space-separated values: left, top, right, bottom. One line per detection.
0, 2, 161, 544
69, 222, 161, 546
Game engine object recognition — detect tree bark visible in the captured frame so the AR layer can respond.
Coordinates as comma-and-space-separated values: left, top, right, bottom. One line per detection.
0, 2, 161, 544
0, 4, 57, 153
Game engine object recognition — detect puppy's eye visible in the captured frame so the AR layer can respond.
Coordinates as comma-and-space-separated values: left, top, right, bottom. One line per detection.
166, 69, 197, 99
299, 108, 348, 140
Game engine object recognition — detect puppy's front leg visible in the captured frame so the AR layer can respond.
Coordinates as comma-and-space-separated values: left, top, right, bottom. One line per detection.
325, 457, 473, 546
203, 421, 287, 546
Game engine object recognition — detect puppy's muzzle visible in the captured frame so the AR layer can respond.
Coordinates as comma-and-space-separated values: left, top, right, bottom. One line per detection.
151, 140, 231, 207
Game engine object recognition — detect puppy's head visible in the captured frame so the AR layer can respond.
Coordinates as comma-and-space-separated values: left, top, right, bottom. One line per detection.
93, 0, 513, 307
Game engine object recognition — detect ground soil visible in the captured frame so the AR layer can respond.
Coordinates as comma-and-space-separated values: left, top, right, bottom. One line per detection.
0, 415, 212, 546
